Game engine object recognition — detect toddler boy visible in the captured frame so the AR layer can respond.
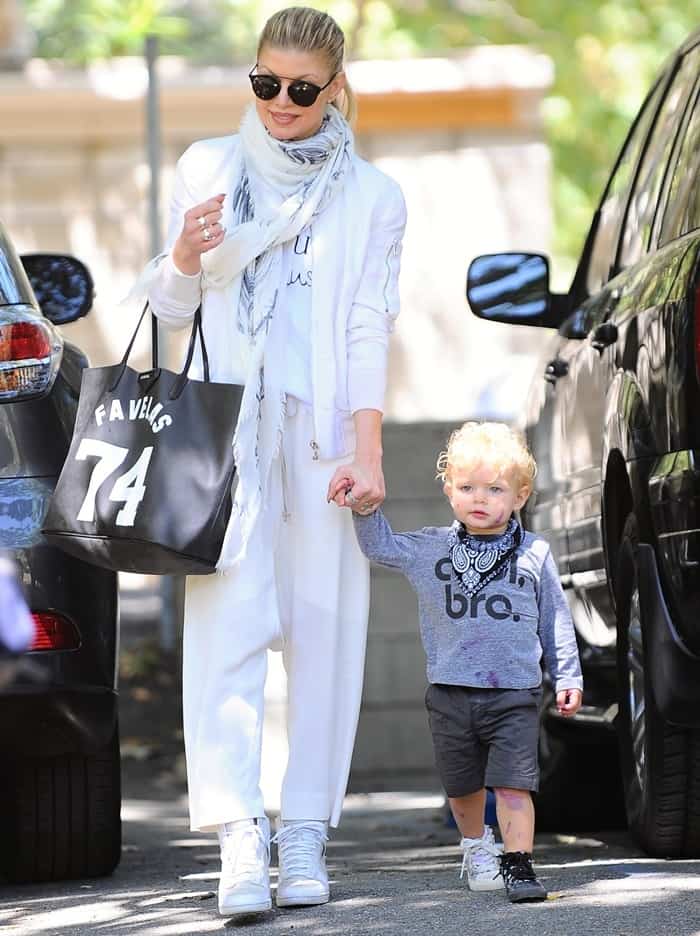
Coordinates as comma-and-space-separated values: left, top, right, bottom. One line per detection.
349, 422, 582, 902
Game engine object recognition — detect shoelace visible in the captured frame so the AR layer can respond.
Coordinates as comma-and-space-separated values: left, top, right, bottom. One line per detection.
221, 824, 268, 883
459, 838, 502, 880
272, 822, 328, 878
500, 852, 537, 886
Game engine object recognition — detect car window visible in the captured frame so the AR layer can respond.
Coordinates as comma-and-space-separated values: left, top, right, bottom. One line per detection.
659, 75, 700, 245
585, 80, 665, 295
618, 47, 700, 269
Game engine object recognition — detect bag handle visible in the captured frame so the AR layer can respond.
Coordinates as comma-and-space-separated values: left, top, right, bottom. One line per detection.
151, 308, 159, 370
109, 304, 210, 394
169, 307, 210, 400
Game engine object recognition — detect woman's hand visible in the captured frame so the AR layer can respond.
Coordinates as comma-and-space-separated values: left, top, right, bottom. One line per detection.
327, 409, 385, 514
172, 194, 227, 275
327, 453, 385, 515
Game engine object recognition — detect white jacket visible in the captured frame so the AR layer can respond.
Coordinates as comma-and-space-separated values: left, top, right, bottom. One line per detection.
148, 133, 407, 459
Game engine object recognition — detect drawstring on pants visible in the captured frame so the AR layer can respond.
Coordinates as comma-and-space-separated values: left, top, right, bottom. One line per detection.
280, 446, 291, 522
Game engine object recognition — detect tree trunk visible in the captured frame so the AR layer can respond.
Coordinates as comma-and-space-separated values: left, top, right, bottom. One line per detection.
0, 0, 34, 70
348, 0, 369, 58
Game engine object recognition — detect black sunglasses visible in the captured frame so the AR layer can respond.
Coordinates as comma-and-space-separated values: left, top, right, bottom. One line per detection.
248, 67, 336, 107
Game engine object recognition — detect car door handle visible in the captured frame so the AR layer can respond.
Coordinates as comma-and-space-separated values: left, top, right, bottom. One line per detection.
591, 322, 618, 352
544, 358, 569, 383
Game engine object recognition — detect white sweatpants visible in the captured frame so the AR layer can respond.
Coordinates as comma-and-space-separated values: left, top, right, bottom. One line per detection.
182, 399, 370, 831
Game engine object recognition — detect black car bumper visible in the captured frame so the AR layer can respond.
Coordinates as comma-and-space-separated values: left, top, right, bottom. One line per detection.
642, 449, 700, 723
0, 684, 117, 757
648, 450, 700, 659
636, 541, 700, 725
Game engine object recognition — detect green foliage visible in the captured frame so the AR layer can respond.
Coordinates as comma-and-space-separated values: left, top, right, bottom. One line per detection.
119, 635, 163, 680
21, 1, 700, 266
23, 0, 188, 62
363, 1, 700, 264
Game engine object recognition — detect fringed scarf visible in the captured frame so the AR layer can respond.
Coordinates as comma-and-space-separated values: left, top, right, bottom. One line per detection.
127, 105, 353, 571
209, 105, 353, 571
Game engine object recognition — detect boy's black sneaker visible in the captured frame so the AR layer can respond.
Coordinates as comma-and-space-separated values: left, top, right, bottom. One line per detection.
499, 851, 547, 903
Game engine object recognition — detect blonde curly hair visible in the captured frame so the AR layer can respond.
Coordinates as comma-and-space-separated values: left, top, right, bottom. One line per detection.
437, 421, 537, 493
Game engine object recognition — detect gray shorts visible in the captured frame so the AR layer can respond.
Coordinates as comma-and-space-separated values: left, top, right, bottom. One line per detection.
424, 683, 542, 796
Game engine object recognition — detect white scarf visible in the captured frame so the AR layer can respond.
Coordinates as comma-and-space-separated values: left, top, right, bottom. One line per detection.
208, 103, 352, 345
127, 105, 353, 571
206, 105, 353, 571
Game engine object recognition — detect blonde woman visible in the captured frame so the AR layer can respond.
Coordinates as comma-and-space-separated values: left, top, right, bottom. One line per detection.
145, 6, 406, 919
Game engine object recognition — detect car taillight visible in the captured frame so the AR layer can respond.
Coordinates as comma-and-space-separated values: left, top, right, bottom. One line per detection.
0, 307, 62, 400
28, 612, 80, 652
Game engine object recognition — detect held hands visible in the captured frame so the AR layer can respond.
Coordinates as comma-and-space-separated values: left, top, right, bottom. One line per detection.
327, 454, 385, 516
556, 688, 583, 717
172, 194, 227, 275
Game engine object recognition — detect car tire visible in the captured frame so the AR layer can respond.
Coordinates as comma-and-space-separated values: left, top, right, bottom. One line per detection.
0, 725, 121, 883
615, 515, 700, 857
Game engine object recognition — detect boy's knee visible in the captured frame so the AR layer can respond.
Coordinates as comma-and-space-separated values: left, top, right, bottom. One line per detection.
494, 787, 531, 806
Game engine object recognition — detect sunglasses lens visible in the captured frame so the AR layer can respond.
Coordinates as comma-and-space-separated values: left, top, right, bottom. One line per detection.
250, 70, 327, 107
251, 75, 280, 100
288, 82, 320, 107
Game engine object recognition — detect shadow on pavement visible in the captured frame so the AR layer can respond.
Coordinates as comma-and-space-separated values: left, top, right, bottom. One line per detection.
3, 788, 700, 936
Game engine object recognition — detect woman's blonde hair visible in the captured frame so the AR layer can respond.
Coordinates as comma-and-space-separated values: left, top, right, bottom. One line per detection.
257, 6, 357, 124
436, 421, 537, 492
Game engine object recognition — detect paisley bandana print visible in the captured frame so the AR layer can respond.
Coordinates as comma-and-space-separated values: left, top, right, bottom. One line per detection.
447, 517, 523, 597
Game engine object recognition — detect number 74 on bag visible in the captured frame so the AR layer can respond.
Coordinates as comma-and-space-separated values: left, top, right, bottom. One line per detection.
75, 439, 154, 528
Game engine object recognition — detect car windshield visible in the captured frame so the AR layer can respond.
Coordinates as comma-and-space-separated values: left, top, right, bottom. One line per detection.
0, 223, 37, 307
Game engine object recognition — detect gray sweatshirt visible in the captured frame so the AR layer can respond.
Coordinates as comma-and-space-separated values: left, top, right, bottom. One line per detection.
354, 510, 582, 693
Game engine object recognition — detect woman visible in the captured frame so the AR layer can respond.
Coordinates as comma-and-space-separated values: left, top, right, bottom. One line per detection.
146, 6, 406, 919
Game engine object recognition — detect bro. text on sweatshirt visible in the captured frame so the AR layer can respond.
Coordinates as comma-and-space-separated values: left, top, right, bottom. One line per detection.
353, 509, 582, 693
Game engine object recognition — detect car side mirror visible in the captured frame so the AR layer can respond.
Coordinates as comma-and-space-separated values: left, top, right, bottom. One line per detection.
20, 254, 94, 326
466, 252, 563, 328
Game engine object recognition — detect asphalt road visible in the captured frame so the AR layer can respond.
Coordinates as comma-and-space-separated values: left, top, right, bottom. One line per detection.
3, 785, 700, 936
4, 619, 699, 935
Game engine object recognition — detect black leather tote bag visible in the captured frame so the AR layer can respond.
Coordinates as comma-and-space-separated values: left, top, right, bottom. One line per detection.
42, 305, 243, 574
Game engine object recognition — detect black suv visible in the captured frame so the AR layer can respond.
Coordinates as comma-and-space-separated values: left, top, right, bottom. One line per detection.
0, 223, 120, 882
467, 29, 700, 857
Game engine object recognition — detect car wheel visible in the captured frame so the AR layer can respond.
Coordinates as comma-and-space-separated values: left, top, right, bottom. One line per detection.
615, 515, 700, 857
0, 724, 121, 882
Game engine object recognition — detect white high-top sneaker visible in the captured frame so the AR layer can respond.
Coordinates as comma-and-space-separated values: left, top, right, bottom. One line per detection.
217, 817, 272, 917
459, 825, 504, 891
274, 819, 330, 907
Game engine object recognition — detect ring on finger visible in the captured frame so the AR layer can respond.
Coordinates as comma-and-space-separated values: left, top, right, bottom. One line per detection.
202, 226, 213, 242
346, 491, 357, 505
196, 215, 207, 228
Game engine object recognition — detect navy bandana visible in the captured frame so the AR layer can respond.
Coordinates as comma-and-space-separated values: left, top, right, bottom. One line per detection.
447, 516, 523, 598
